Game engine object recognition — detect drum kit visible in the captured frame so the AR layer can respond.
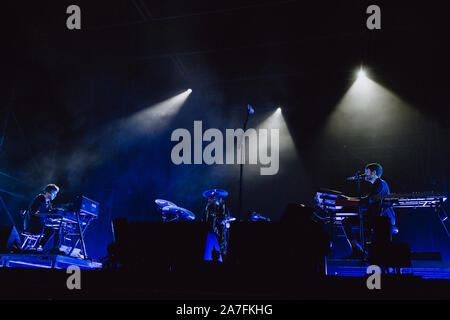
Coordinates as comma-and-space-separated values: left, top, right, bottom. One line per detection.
155, 188, 234, 222
202, 189, 228, 199
154, 199, 196, 222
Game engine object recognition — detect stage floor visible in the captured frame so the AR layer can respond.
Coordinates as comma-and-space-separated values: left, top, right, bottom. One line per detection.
2, 254, 449, 280
0, 254, 102, 270
0, 259, 449, 299
326, 258, 450, 279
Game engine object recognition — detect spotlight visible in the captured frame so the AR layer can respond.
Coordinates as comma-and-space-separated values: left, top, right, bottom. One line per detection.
276, 107, 281, 113
187, 89, 192, 94
357, 68, 367, 79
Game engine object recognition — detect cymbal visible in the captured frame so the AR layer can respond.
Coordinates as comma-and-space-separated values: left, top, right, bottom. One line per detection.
202, 189, 229, 199
155, 199, 176, 208
161, 206, 196, 221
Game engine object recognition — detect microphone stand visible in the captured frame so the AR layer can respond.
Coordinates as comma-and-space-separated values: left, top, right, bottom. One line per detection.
238, 107, 251, 222
356, 171, 365, 257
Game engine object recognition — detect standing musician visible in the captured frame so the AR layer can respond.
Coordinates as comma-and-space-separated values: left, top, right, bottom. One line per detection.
203, 192, 231, 258
342, 163, 396, 259
24, 184, 64, 254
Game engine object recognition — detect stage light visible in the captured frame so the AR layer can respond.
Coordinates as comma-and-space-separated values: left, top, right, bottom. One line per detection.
357, 68, 367, 79
322, 68, 418, 150
123, 90, 192, 136
256, 107, 297, 157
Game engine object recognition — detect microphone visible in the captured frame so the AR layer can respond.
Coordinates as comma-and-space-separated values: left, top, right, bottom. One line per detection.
247, 104, 255, 115
346, 172, 366, 181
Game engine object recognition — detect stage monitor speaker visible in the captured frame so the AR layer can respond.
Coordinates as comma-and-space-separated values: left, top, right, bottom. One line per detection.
111, 220, 210, 270
227, 222, 283, 270
0, 226, 21, 253
368, 242, 411, 267
228, 204, 330, 276
372, 216, 392, 244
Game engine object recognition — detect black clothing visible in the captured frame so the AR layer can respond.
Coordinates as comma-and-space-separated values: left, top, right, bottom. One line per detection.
343, 178, 395, 243
24, 194, 61, 249
368, 178, 395, 225
204, 200, 230, 257
24, 194, 50, 233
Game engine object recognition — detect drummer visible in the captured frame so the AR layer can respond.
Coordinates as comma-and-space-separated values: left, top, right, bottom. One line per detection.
203, 189, 230, 258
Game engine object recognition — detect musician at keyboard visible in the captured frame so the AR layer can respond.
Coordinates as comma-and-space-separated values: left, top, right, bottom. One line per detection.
342, 163, 396, 259
24, 184, 64, 254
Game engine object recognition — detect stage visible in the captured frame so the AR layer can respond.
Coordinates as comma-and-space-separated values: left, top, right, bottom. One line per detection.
2, 252, 450, 280
1, 0, 449, 302
326, 258, 450, 280
0, 261, 449, 299
0, 254, 102, 270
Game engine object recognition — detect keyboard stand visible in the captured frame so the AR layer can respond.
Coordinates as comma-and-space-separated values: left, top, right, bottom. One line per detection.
329, 211, 335, 258
437, 200, 450, 237
68, 212, 94, 259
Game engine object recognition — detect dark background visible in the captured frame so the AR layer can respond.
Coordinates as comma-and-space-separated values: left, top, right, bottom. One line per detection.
0, 0, 448, 260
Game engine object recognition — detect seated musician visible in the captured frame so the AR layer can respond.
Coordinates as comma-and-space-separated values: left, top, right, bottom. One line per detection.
342, 163, 396, 259
24, 184, 64, 254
